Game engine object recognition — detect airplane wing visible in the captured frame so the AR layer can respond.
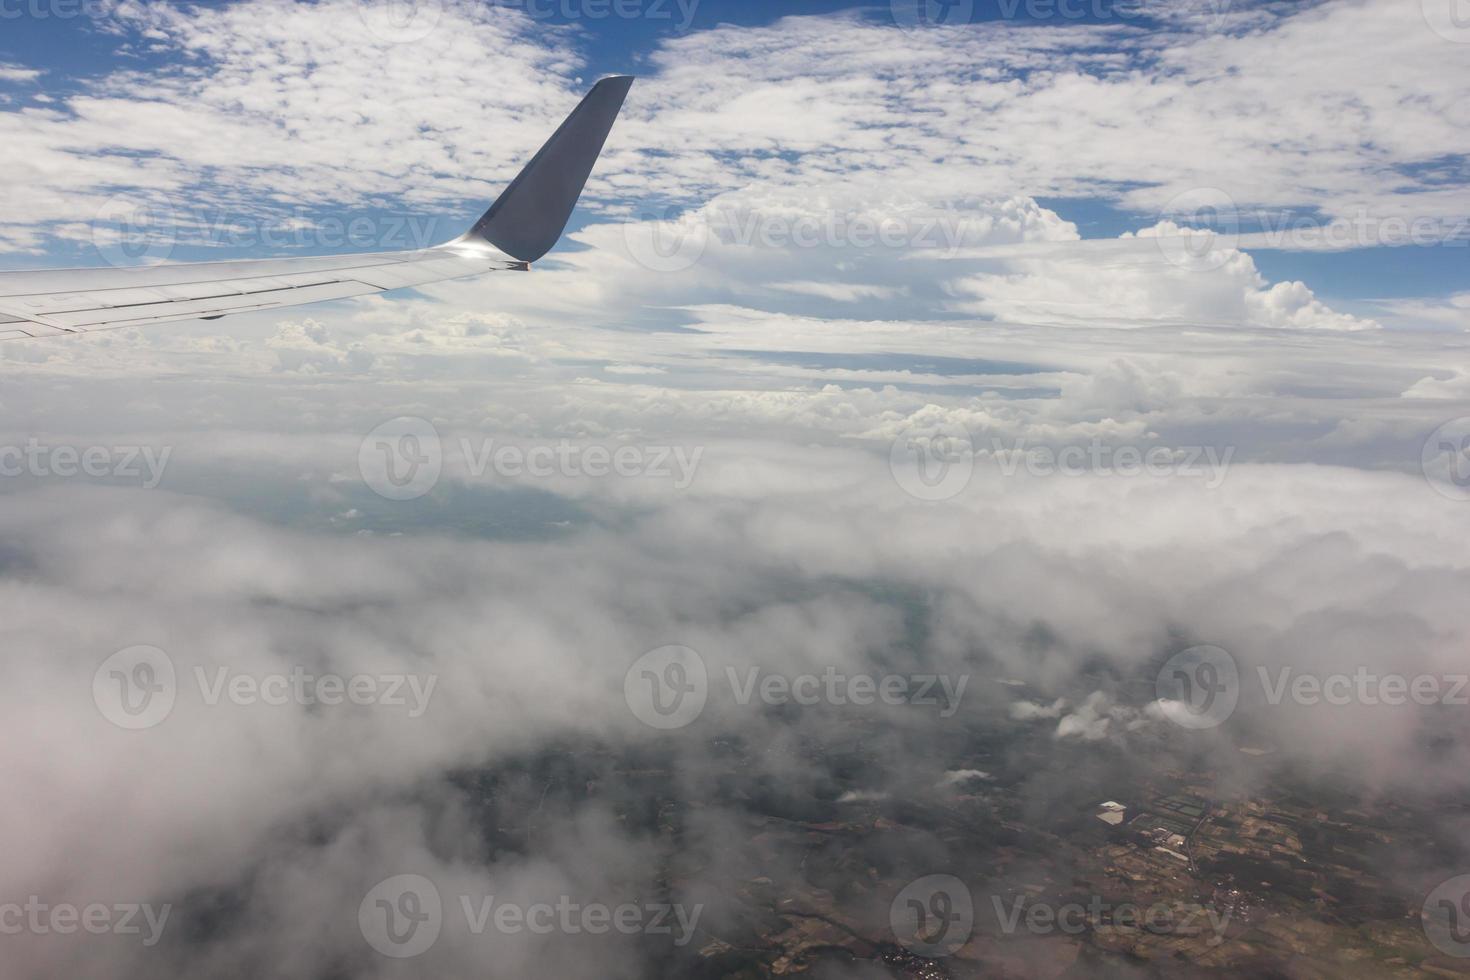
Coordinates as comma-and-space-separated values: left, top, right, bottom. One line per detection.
0, 74, 634, 341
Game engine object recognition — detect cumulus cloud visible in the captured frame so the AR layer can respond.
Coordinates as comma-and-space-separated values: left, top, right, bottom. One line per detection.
1, 251, 1467, 976
0, 0, 589, 252
627, 0, 1470, 225
0, 1, 1468, 976
1010, 698, 1068, 721
942, 227, 1379, 330
1380, 292, 1470, 334
0, 0, 1458, 329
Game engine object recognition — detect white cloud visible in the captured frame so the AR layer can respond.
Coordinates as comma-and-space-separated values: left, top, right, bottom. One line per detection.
940, 226, 1379, 330
0, 4, 1464, 975
3, 439, 1468, 979
0, 271, 1464, 977
770, 280, 904, 302
1379, 291, 1470, 333
624, 1, 1470, 224
0, 63, 42, 83
1245, 278, 1377, 332
1011, 697, 1068, 721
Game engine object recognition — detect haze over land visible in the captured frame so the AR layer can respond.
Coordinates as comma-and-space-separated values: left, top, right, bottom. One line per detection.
1, 0, 1469, 976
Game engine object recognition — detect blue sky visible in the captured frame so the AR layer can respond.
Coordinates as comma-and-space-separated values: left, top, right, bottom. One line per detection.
0, 0, 1467, 330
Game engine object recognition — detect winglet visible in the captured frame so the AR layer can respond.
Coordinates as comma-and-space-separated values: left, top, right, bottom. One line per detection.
465, 75, 634, 263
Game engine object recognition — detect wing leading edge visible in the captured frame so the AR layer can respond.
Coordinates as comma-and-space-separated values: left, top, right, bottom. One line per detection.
0, 75, 634, 341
